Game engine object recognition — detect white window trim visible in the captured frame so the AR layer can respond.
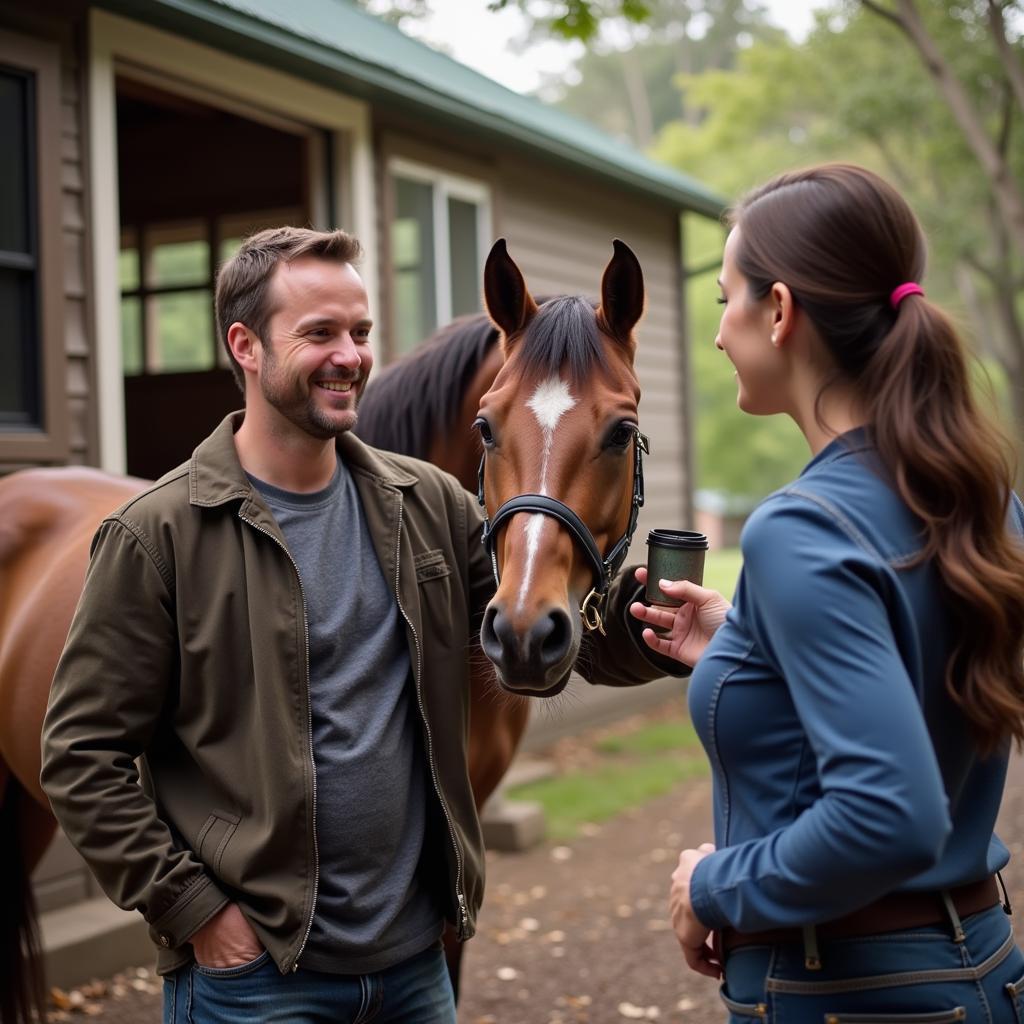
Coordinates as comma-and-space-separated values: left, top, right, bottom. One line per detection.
89, 10, 377, 472
388, 157, 492, 330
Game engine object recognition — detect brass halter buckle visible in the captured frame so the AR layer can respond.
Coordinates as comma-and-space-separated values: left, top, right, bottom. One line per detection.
580, 587, 607, 636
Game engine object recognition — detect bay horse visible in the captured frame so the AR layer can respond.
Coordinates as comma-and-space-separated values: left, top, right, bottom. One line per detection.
0, 237, 648, 1024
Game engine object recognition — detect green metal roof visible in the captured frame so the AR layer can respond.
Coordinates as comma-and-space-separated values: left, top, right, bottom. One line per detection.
97, 0, 726, 217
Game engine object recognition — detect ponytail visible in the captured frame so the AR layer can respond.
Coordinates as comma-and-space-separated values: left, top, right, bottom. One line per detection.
863, 296, 1024, 755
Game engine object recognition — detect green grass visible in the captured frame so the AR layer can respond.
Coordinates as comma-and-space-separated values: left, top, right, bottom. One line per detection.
703, 546, 743, 599
596, 718, 701, 756
506, 714, 709, 841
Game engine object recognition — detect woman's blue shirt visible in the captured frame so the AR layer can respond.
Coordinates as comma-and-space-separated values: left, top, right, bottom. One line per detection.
688, 429, 1024, 932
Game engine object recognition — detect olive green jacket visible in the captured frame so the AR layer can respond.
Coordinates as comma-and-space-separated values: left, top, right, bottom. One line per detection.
41, 412, 679, 976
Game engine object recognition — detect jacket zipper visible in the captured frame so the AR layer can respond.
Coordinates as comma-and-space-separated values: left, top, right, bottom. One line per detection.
238, 512, 319, 971
392, 500, 468, 938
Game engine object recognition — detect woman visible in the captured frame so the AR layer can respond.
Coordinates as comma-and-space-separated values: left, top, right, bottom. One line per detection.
630, 163, 1024, 1021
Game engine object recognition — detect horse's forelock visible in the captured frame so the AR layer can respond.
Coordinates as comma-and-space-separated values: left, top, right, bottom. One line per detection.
518, 296, 607, 384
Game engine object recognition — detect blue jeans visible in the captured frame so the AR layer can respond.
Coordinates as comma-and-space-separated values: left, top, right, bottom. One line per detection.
163, 942, 456, 1024
720, 905, 1024, 1023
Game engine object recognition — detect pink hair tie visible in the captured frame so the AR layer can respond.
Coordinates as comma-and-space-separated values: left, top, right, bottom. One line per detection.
890, 282, 923, 309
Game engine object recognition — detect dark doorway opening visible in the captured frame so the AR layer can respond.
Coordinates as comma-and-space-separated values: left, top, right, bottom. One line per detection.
116, 76, 312, 479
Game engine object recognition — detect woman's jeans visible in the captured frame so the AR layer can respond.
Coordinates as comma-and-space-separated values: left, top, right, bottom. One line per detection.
163, 942, 456, 1024
720, 905, 1024, 1023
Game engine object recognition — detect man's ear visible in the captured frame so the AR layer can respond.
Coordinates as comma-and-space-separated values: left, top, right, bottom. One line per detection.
227, 323, 260, 374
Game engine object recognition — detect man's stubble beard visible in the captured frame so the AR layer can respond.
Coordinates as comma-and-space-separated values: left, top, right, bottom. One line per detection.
259, 343, 363, 441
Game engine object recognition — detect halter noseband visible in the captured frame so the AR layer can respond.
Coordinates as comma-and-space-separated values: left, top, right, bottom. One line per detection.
477, 428, 650, 635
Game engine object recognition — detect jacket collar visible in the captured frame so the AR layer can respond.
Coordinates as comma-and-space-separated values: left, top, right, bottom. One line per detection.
189, 410, 418, 508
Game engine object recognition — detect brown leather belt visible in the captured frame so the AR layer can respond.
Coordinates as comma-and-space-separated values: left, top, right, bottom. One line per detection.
721, 875, 1002, 956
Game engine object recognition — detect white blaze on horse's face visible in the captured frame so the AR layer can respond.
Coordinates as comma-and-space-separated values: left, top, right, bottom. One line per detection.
517, 376, 577, 609
526, 376, 576, 493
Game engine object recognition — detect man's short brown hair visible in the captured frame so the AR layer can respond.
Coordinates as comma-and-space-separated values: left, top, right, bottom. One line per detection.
215, 226, 363, 391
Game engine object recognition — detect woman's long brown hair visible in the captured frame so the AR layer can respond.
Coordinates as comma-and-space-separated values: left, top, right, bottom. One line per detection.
733, 163, 1024, 755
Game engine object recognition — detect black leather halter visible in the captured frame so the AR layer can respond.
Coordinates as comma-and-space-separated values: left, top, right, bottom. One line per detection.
476, 428, 650, 634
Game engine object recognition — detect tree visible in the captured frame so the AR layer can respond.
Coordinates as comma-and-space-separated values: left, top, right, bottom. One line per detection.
655, 2, 1023, 488
541, 0, 781, 148
487, 0, 654, 42
860, 1, 1024, 261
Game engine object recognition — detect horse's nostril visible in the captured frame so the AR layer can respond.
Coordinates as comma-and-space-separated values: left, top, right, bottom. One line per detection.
480, 605, 508, 664
536, 608, 572, 668
481, 603, 575, 684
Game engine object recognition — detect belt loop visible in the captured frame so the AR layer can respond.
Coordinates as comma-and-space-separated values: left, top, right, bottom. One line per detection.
802, 924, 821, 971
941, 889, 966, 943
997, 871, 1013, 915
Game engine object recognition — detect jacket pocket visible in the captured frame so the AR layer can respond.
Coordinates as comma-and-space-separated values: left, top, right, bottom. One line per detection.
414, 548, 451, 583
195, 809, 239, 875
823, 1010, 966, 1023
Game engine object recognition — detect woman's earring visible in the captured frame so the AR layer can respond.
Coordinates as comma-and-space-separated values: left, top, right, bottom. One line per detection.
770, 331, 779, 346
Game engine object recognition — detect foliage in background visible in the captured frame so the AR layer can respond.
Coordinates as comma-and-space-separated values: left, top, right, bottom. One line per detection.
488, 0, 654, 43
538, 0, 782, 147
550, 0, 1023, 495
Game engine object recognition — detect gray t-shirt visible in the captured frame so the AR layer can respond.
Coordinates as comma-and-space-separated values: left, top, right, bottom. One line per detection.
249, 457, 442, 974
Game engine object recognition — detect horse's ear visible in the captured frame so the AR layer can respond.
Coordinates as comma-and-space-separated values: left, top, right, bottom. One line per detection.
599, 239, 645, 348
484, 238, 538, 349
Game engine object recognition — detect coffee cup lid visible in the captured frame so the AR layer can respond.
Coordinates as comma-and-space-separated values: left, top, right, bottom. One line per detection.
646, 529, 709, 551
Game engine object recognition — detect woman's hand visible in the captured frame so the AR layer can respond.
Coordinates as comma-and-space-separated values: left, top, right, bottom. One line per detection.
630, 568, 732, 667
669, 843, 720, 979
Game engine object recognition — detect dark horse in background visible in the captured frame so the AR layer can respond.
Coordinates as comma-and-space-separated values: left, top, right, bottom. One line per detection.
0, 237, 648, 1024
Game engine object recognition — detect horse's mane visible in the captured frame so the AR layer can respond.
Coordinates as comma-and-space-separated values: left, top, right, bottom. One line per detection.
517, 296, 606, 385
355, 311, 500, 460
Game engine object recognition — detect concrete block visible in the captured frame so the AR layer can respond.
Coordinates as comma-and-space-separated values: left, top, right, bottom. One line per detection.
40, 897, 152, 989
481, 797, 546, 852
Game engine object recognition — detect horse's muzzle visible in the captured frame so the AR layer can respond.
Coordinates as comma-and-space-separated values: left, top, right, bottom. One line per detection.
479, 602, 576, 695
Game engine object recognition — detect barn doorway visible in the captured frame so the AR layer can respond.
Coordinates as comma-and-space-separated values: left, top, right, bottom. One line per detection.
116, 75, 317, 478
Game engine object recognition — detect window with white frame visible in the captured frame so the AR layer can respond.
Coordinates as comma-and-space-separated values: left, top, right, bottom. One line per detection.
389, 160, 490, 356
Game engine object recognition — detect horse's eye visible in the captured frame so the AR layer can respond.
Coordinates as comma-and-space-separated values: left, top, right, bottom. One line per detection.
473, 417, 495, 447
607, 422, 636, 450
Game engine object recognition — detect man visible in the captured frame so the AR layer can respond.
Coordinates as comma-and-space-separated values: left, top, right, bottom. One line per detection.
41, 227, 676, 1023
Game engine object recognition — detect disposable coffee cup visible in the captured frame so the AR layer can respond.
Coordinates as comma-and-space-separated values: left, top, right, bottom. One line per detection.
645, 529, 709, 606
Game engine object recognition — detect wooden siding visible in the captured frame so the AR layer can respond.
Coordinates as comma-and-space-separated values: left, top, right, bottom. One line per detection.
60, 34, 94, 467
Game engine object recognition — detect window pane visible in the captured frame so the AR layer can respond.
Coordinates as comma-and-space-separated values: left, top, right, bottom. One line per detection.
145, 224, 209, 288
121, 296, 143, 375
0, 70, 31, 255
448, 197, 480, 318
0, 269, 37, 423
119, 247, 139, 291
147, 290, 214, 372
392, 177, 436, 353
